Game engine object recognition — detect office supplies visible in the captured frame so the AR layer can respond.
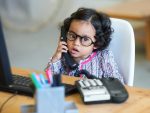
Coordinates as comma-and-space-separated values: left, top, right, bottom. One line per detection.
76, 77, 128, 104
36, 87, 65, 113
22, 71, 78, 113
29, 72, 78, 96
21, 102, 78, 113
45, 68, 53, 84
2, 68, 150, 113
39, 74, 46, 85
30, 73, 42, 89
21, 87, 78, 113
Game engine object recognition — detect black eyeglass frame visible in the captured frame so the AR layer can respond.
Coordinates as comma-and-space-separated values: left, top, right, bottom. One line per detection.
66, 31, 95, 47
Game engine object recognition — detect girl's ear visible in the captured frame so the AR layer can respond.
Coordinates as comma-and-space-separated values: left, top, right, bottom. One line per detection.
93, 46, 97, 50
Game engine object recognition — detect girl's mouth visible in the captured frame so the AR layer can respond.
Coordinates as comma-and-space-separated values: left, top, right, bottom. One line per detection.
70, 48, 79, 54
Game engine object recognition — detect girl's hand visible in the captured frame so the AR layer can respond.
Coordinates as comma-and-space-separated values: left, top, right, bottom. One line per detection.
51, 41, 68, 63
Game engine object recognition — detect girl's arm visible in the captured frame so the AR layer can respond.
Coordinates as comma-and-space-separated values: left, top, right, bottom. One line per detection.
101, 50, 124, 84
45, 58, 62, 75
45, 39, 68, 74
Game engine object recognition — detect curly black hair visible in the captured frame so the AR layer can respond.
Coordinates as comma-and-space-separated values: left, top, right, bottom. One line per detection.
61, 7, 113, 51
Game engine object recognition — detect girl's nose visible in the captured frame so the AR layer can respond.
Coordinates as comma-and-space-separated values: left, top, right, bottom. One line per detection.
74, 37, 81, 46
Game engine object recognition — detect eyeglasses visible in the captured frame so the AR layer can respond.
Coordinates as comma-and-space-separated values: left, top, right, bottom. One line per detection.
66, 32, 95, 47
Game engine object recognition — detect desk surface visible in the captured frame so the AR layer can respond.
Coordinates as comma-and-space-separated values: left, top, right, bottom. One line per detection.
0, 67, 150, 113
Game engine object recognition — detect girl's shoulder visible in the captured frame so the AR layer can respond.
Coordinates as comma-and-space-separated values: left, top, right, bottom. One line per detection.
96, 49, 113, 57
96, 49, 116, 65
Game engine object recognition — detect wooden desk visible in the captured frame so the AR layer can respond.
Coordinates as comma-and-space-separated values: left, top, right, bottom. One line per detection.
0, 68, 150, 113
98, 0, 150, 60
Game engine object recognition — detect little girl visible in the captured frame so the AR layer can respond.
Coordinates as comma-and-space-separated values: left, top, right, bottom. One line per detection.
46, 8, 124, 84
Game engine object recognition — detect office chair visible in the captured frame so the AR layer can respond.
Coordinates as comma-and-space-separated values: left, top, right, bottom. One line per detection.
109, 18, 135, 86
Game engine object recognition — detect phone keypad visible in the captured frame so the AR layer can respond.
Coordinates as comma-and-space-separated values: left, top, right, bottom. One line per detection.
94, 79, 103, 86
76, 78, 111, 103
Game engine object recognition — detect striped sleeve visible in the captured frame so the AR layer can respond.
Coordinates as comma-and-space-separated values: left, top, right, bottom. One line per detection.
45, 57, 62, 75
101, 50, 124, 84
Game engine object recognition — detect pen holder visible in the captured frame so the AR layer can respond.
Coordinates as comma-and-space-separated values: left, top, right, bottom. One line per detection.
21, 86, 78, 113
36, 86, 65, 113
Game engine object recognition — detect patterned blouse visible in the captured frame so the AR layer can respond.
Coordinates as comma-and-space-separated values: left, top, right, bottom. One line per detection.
46, 49, 124, 84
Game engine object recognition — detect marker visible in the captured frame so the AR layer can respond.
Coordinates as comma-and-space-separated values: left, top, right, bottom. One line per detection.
39, 74, 46, 85
45, 68, 53, 84
35, 73, 40, 81
30, 73, 42, 89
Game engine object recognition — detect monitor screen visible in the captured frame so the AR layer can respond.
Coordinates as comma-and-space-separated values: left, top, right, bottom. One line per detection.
0, 19, 13, 86
0, 18, 76, 96
0, 19, 33, 96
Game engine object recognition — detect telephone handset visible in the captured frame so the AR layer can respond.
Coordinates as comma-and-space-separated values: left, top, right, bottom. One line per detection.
60, 26, 79, 70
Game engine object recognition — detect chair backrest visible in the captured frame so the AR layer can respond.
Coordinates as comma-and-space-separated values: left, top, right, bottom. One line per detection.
109, 18, 135, 86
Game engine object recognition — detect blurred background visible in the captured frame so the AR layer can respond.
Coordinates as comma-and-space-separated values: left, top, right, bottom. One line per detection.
0, 0, 150, 88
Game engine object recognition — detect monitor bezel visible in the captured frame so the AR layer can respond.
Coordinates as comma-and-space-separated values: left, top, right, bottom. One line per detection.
0, 19, 13, 86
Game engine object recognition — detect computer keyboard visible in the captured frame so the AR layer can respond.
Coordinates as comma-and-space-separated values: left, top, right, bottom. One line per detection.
11, 75, 77, 97
13, 74, 32, 87
10, 74, 34, 96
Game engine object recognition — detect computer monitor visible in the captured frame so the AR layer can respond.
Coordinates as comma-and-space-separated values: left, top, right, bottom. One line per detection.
0, 19, 13, 86
0, 18, 33, 96
0, 18, 77, 96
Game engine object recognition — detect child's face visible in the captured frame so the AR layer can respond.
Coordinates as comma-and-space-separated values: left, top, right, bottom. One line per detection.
67, 20, 96, 62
